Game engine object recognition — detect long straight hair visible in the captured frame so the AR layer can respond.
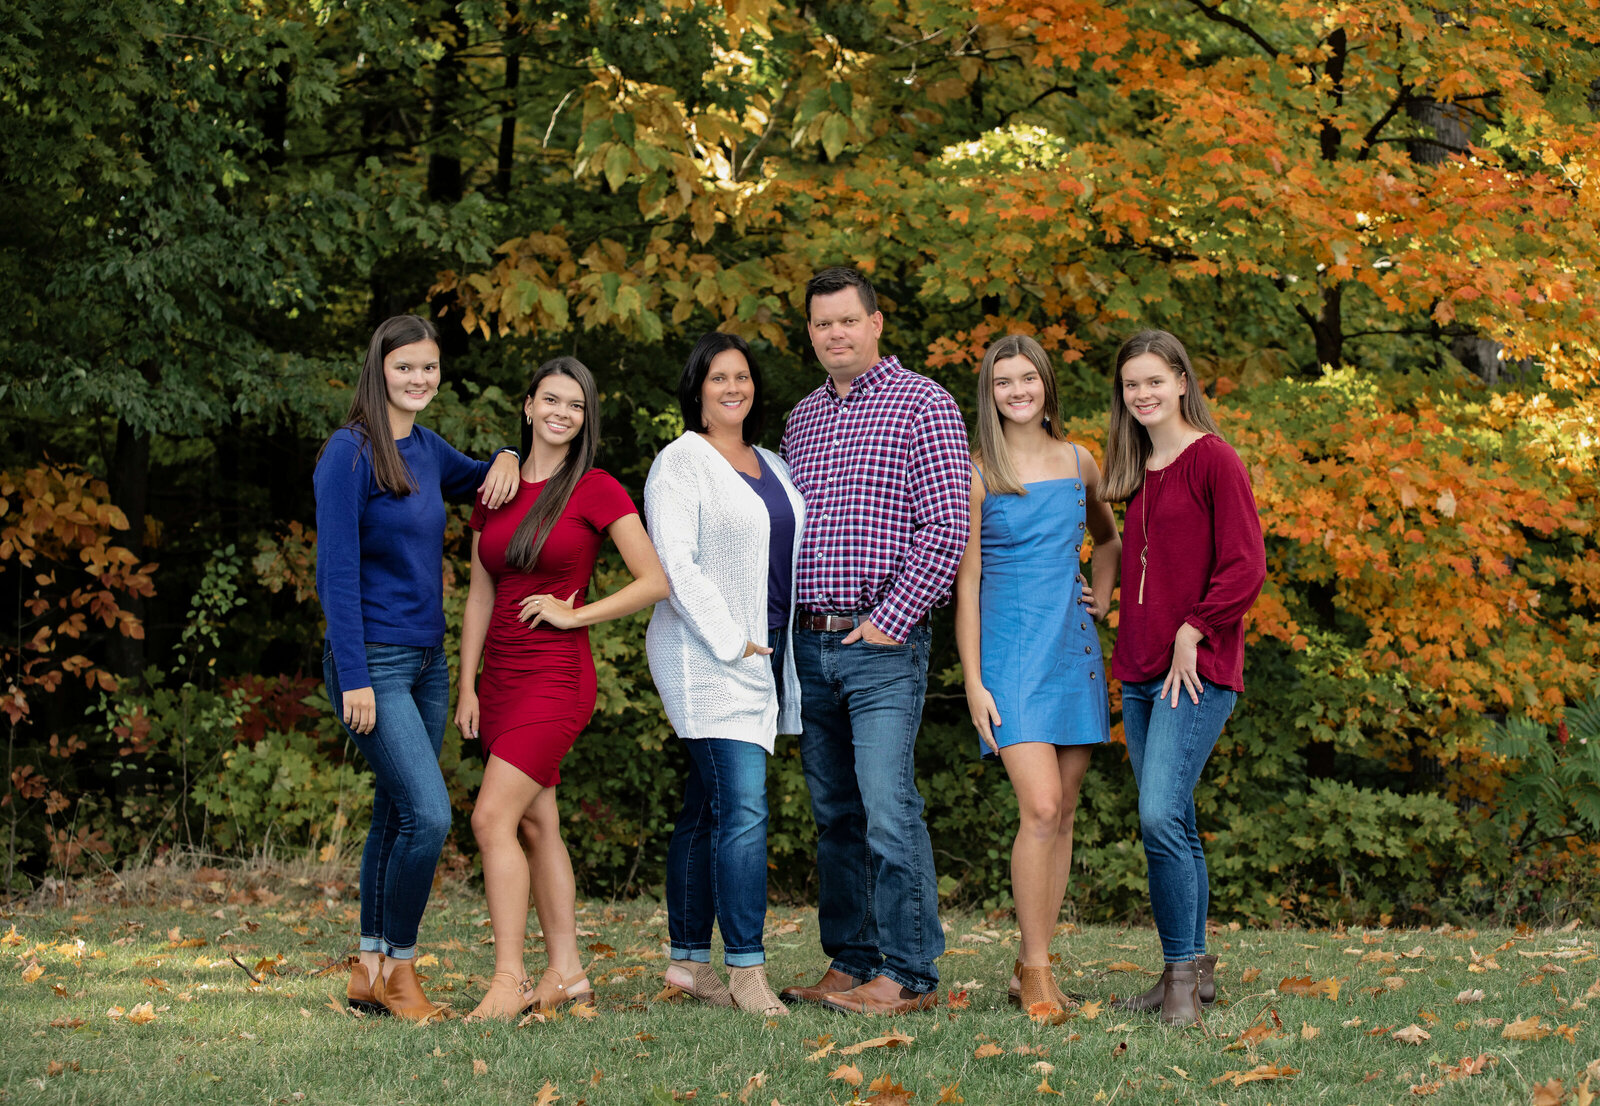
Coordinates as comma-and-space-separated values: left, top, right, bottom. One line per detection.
1100, 329, 1224, 503
972, 334, 1065, 496
320, 315, 439, 496
504, 356, 600, 570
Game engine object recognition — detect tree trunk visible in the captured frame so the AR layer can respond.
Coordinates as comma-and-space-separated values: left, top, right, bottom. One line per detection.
496, 42, 520, 196
427, 8, 467, 203
106, 418, 150, 678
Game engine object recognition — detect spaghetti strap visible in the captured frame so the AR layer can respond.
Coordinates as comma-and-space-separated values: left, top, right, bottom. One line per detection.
971, 462, 988, 492
1070, 444, 1083, 481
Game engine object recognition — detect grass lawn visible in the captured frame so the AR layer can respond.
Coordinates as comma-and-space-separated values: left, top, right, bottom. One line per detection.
2, 871, 1596, 1105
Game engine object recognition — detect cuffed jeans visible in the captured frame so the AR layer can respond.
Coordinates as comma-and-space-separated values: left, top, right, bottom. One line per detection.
324, 642, 452, 961
794, 623, 943, 993
666, 632, 785, 968
1120, 675, 1238, 963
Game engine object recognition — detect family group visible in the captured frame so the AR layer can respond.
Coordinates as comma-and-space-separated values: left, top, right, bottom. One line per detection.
312, 266, 1266, 1031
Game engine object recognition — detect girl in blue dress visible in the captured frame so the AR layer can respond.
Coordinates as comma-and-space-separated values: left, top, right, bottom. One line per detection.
955, 333, 1122, 1015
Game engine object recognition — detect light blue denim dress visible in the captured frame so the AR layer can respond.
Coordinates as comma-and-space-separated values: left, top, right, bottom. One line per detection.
976, 454, 1111, 757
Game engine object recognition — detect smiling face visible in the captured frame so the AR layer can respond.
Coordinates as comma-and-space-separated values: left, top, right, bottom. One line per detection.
524, 371, 587, 452
699, 348, 754, 436
383, 339, 441, 420
1120, 351, 1188, 432
807, 286, 883, 379
991, 354, 1048, 427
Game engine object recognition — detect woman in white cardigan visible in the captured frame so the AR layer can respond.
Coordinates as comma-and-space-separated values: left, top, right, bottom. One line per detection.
644, 332, 804, 1017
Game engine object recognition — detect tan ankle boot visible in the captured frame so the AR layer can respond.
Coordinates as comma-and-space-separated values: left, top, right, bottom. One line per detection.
374, 958, 449, 1023
728, 965, 788, 1017
347, 958, 386, 1016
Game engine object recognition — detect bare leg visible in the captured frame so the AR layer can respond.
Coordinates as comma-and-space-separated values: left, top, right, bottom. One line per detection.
522, 785, 589, 1005
467, 754, 545, 1017
999, 743, 1068, 968
1045, 746, 1093, 938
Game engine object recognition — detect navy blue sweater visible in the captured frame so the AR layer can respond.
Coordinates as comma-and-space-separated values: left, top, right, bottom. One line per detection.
314, 426, 491, 690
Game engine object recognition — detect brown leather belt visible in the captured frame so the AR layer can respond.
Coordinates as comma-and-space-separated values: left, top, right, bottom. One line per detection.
796, 610, 928, 633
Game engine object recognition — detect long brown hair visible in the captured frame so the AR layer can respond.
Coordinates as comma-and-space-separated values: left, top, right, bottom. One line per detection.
319, 315, 440, 496
504, 357, 600, 570
972, 334, 1065, 496
1101, 329, 1223, 503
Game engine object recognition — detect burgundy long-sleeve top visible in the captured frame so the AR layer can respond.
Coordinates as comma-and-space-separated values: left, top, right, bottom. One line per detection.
1112, 434, 1266, 693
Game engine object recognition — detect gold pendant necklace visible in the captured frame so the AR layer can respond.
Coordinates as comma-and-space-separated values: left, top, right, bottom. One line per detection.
1138, 467, 1167, 605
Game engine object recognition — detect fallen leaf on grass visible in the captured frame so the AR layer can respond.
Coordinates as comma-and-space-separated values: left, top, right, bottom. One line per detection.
1586, 980, 1600, 999
1384, 975, 1408, 989
1531, 1079, 1567, 1106
1456, 989, 1484, 1004
1, 926, 23, 947
864, 1075, 915, 1105
1226, 1017, 1280, 1051
1110, 1041, 1127, 1058
804, 1035, 835, 1061
1409, 1080, 1441, 1095
105, 1006, 124, 1020
1077, 1000, 1102, 1020
838, 1030, 913, 1056
1503, 1014, 1552, 1041
325, 994, 349, 1017
532, 1081, 560, 1105
1036, 1077, 1062, 1095
1240, 967, 1261, 983
945, 989, 970, 1010
1028, 1001, 1069, 1025
1279, 975, 1340, 1001
1104, 961, 1143, 973
974, 1043, 1005, 1059
569, 1002, 598, 1020
828, 1064, 863, 1087
48, 1017, 86, 1029
1211, 1064, 1299, 1087
652, 983, 686, 1003
21, 963, 44, 984
1032, 1061, 1055, 1074
738, 1073, 767, 1104
126, 1002, 157, 1026
1301, 1022, 1319, 1040
936, 1083, 964, 1103
1392, 1025, 1430, 1045
472, 1059, 488, 1077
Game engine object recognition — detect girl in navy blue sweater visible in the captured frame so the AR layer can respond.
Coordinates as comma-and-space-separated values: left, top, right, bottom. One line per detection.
314, 315, 519, 1021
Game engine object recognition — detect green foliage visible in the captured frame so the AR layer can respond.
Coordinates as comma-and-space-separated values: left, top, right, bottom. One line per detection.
190, 726, 372, 854
1487, 682, 1600, 845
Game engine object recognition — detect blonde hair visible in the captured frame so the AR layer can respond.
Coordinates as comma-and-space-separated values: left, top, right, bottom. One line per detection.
1101, 329, 1223, 503
973, 334, 1066, 496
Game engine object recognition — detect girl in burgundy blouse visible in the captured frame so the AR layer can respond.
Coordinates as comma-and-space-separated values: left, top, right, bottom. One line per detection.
1101, 330, 1265, 1027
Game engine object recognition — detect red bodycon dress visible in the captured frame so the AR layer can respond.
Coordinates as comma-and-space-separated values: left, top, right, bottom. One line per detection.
468, 469, 637, 786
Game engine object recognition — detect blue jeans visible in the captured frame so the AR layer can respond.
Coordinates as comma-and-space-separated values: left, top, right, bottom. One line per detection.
324, 642, 453, 961
1120, 675, 1238, 963
666, 632, 785, 968
794, 623, 943, 993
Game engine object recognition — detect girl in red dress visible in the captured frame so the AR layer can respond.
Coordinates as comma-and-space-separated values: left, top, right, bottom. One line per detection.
455, 357, 668, 1021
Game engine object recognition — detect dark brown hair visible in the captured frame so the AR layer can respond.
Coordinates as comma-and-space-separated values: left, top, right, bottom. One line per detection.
804, 267, 878, 318
504, 357, 600, 570
676, 331, 766, 444
320, 315, 440, 496
1101, 329, 1223, 502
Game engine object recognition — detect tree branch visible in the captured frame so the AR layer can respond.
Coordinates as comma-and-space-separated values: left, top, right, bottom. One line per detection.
1183, 0, 1280, 59
1357, 81, 1413, 161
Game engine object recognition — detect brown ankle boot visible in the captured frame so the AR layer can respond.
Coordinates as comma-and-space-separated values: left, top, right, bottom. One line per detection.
1159, 960, 1202, 1027
374, 958, 449, 1023
1197, 953, 1217, 1005
1112, 964, 1165, 1013
347, 959, 387, 1016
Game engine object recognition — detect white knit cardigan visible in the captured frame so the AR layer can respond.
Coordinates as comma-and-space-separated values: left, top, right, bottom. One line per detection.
643, 432, 804, 751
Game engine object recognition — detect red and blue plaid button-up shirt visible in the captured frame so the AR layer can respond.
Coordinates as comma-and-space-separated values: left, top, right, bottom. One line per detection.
780, 356, 971, 641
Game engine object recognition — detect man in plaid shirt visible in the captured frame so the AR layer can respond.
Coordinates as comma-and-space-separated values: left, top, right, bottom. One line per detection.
777, 267, 970, 1015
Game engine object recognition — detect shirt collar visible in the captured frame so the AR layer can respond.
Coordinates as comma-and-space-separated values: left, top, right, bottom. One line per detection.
824, 355, 900, 402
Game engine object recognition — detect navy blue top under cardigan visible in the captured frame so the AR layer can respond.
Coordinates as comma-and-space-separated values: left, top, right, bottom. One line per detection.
739, 453, 797, 632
